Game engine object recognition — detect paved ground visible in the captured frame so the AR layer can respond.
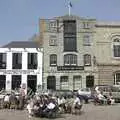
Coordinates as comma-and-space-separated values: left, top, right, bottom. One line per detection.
0, 103, 120, 120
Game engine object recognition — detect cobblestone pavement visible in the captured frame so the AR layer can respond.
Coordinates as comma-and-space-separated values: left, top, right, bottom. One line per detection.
0, 103, 120, 120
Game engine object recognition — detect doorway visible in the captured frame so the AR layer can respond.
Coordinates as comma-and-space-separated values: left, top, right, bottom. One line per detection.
47, 76, 56, 90
86, 75, 94, 88
27, 75, 37, 92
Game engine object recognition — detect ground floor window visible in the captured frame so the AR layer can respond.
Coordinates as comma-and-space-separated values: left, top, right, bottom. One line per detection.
86, 75, 94, 88
12, 75, 21, 90
0, 75, 6, 90
60, 76, 69, 90
47, 76, 56, 90
27, 75, 37, 92
114, 73, 120, 85
73, 75, 82, 91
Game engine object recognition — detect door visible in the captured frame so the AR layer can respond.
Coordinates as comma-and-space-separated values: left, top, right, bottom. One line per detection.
47, 76, 56, 90
0, 75, 6, 90
27, 75, 37, 92
86, 75, 94, 88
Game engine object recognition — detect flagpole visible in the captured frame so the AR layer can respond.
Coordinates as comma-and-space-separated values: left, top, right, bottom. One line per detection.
69, 4, 71, 16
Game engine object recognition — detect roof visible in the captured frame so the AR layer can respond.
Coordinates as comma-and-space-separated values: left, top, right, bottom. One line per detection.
2, 41, 40, 48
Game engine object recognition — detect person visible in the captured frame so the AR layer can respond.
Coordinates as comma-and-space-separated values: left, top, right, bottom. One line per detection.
3, 93, 10, 108
107, 92, 115, 105
97, 91, 107, 104
26, 98, 34, 118
72, 95, 82, 114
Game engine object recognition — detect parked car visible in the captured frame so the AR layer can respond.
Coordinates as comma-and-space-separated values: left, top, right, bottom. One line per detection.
77, 88, 93, 103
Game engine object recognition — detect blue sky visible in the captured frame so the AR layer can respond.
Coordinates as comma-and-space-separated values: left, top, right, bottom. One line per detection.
0, 0, 120, 46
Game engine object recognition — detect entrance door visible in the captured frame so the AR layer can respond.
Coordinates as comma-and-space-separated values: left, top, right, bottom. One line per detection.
86, 75, 94, 88
12, 75, 21, 90
27, 75, 37, 92
0, 75, 6, 90
47, 76, 56, 90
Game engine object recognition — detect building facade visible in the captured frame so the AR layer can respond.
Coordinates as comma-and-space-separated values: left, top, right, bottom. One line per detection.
39, 15, 98, 91
38, 15, 120, 91
95, 22, 120, 85
0, 41, 43, 92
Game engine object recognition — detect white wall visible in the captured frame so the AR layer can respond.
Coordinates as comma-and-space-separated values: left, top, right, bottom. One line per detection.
0, 47, 43, 92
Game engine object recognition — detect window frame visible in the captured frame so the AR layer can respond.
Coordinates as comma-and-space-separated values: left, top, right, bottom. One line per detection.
64, 54, 77, 66
12, 53, 22, 69
0, 53, 6, 69
50, 54, 57, 66
84, 54, 91, 66
28, 53, 38, 69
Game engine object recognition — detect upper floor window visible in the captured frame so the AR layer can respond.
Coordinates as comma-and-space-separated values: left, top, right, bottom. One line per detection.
49, 35, 57, 46
83, 22, 90, 29
28, 53, 38, 69
64, 20, 77, 52
50, 54, 57, 66
84, 54, 91, 66
12, 53, 22, 69
83, 35, 91, 46
0, 53, 6, 69
113, 37, 120, 57
64, 54, 77, 66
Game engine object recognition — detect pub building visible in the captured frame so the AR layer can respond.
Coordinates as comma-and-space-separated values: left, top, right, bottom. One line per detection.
0, 41, 43, 93
39, 15, 98, 91
38, 15, 120, 91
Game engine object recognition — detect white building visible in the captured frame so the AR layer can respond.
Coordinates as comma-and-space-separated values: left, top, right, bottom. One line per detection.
0, 41, 43, 93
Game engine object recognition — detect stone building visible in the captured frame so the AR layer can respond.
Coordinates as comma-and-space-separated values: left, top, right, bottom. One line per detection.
39, 15, 98, 91
0, 41, 43, 92
95, 22, 120, 85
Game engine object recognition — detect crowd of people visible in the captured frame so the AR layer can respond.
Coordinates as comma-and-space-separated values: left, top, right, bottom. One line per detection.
0, 86, 116, 118
26, 93, 82, 118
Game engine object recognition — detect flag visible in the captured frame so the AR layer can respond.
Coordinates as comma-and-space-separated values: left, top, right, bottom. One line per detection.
69, 1, 72, 7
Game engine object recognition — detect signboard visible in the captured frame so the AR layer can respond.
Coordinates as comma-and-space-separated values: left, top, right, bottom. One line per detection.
0, 69, 40, 74
57, 66, 84, 71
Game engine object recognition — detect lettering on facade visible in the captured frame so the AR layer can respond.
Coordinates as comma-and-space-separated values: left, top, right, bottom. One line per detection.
0, 70, 40, 74
57, 66, 84, 71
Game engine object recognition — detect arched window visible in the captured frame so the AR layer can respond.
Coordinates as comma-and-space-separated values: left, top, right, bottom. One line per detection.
113, 37, 120, 57
50, 54, 57, 66
64, 54, 77, 66
84, 54, 91, 66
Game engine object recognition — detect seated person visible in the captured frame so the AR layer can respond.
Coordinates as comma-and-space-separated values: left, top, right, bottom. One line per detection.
97, 92, 107, 104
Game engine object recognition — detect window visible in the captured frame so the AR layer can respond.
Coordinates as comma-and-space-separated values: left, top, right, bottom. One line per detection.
49, 20, 57, 32
64, 54, 77, 66
83, 35, 91, 46
83, 22, 90, 29
60, 76, 69, 90
50, 54, 57, 66
12, 53, 22, 69
73, 76, 82, 90
0, 53, 6, 69
113, 38, 120, 57
28, 53, 38, 69
84, 54, 91, 66
64, 20, 77, 52
114, 73, 120, 85
49, 35, 57, 46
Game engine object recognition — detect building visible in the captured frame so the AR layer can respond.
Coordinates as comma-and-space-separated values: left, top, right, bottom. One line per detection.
0, 41, 43, 92
39, 15, 98, 91
95, 22, 120, 85
38, 15, 120, 91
